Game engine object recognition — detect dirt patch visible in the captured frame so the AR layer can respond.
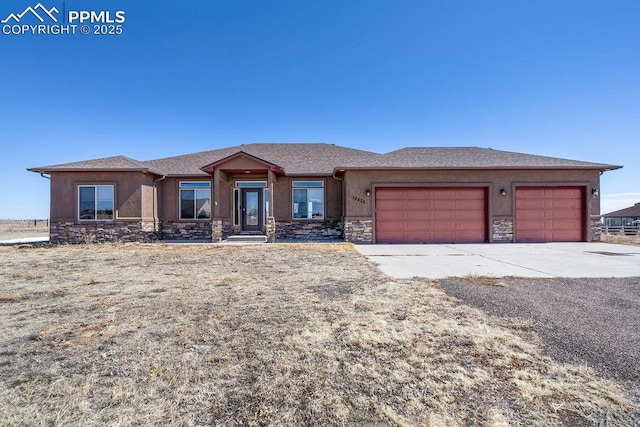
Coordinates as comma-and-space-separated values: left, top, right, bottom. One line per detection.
0, 243, 638, 425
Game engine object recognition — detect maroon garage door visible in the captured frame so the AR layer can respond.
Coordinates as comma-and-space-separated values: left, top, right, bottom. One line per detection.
375, 187, 488, 243
515, 187, 585, 242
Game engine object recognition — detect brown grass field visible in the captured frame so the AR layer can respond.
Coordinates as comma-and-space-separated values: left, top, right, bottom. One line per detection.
0, 243, 638, 426
0, 220, 49, 241
601, 233, 640, 247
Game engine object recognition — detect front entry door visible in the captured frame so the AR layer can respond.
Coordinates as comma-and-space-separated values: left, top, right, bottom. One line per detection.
242, 189, 263, 232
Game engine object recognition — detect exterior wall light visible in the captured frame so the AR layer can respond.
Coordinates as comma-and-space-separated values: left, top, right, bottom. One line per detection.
365, 189, 371, 197
499, 189, 507, 196
592, 188, 599, 196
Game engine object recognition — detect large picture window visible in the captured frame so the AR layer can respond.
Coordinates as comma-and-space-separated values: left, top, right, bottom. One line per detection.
79, 185, 114, 220
292, 181, 324, 219
180, 182, 211, 220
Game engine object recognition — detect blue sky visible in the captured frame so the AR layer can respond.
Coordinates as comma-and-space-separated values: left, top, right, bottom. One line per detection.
1, 0, 638, 218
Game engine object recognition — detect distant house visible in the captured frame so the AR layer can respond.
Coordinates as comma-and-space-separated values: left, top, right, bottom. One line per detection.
28, 143, 620, 244
602, 203, 640, 234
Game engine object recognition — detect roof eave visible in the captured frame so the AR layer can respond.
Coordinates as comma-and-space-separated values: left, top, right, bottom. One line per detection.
27, 167, 166, 175
334, 165, 623, 172
286, 172, 334, 177
164, 173, 214, 177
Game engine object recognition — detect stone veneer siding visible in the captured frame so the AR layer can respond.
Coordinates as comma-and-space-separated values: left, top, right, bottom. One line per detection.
210, 219, 233, 242
161, 221, 212, 241
274, 219, 342, 240
590, 217, 603, 242
266, 217, 276, 242
344, 218, 373, 243
211, 219, 223, 243
50, 220, 155, 244
492, 217, 514, 242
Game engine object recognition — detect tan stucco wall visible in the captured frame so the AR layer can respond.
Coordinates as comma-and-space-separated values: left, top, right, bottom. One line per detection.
343, 169, 602, 218
50, 171, 152, 221
216, 157, 271, 170
140, 175, 155, 220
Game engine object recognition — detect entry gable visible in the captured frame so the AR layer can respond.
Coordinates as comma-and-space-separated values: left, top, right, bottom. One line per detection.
201, 151, 285, 175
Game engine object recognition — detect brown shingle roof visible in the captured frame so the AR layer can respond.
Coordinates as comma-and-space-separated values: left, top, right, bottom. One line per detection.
28, 155, 165, 175
142, 143, 378, 176
28, 144, 621, 177
603, 203, 640, 218
335, 147, 621, 171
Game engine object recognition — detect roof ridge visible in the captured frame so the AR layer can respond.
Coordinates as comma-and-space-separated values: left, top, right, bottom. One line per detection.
142, 142, 380, 163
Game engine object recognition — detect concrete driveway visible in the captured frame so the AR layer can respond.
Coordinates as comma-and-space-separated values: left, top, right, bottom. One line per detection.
355, 242, 640, 279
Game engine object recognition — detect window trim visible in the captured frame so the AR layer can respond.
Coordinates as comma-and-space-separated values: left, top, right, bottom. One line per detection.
235, 180, 267, 188
233, 188, 240, 226
264, 188, 269, 225
291, 180, 325, 220
78, 184, 115, 222
179, 181, 212, 221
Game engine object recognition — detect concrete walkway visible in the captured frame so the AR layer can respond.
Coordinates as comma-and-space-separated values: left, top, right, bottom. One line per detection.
355, 243, 640, 279
0, 236, 49, 245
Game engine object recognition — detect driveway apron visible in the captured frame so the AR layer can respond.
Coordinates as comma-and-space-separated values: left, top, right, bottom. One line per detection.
355, 243, 640, 279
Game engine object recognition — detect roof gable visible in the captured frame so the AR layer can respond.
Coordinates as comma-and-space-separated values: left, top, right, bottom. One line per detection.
201, 151, 285, 174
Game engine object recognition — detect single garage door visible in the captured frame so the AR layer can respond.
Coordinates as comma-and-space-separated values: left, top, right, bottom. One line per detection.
375, 187, 487, 243
516, 186, 585, 242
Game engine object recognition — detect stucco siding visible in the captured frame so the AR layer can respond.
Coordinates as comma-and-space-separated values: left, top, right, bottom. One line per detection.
215, 156, 270, 170
50, 171, 149, 221
140, 176, 156, 221
343, 169, 601, 218
342, 169, 602, 243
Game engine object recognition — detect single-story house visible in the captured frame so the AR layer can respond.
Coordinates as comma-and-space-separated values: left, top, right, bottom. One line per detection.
28, 143, 621, 244
602, 202, 640, 233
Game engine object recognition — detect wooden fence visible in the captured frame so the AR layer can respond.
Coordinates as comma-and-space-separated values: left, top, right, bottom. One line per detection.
602, 225, 640, 236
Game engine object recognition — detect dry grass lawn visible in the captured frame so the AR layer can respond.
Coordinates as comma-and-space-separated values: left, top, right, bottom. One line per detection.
601, 233, 640, 247
0, 243, 638, 426
0, 220, 49, 241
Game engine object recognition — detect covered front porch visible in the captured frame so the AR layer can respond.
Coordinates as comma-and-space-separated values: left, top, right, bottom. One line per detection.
202, 151, 281, 242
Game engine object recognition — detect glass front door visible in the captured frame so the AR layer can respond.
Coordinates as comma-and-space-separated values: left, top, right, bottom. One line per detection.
242, 189, 263, 231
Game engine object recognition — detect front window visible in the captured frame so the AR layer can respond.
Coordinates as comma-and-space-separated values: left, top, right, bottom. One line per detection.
180, 182, 211, 220
79, 185, 114, 220
292, 181, 324, 219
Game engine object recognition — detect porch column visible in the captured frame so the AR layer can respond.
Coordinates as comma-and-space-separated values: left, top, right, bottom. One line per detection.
211, 168, 223, 242
267, 170, 276, 211
213, 168, 221, 218
266, 169, 276, 242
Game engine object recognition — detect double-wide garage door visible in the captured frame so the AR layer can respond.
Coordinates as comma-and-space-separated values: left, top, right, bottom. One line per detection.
375, 187, 487, 243
515, 187, 585, 242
